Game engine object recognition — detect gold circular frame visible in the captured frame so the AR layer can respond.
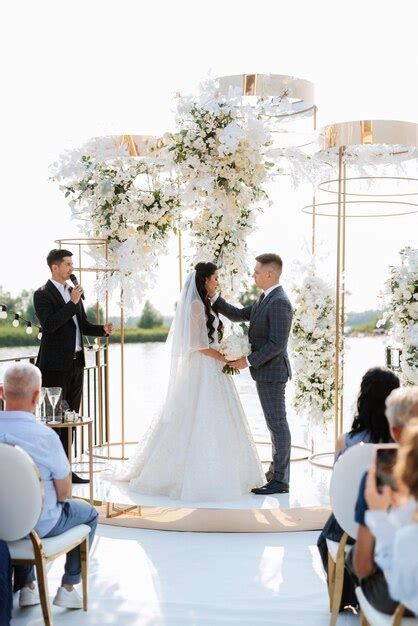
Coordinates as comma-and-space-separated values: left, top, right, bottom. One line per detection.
216, 73, 316, 119
320, 119, 418, 155
318, 176, 418, 197
302, 199, 418, 218
308, 452, 334, 469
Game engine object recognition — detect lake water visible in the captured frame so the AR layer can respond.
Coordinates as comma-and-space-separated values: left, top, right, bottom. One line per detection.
0, 336, 389, 450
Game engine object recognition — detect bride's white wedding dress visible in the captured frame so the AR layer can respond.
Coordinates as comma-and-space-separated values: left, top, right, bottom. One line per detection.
112, 272, 265, 501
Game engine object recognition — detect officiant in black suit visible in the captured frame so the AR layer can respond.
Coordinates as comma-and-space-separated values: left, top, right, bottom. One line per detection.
34, 249, 115, 483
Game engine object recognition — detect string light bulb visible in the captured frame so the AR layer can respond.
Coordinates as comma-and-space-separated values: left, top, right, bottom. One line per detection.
0, 305, 7, 320
26, 322, 33, 335
12, 314, 20, 328
38, 330, 42, 340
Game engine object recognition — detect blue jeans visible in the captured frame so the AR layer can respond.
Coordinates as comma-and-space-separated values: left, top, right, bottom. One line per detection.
19, 499, 98, 586
0, 540, 12, 626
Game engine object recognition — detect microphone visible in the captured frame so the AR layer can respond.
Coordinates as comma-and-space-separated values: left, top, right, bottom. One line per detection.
69, 274, 85, 300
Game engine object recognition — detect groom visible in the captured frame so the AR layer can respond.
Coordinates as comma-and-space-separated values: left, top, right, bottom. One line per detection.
213, 253, 293, 494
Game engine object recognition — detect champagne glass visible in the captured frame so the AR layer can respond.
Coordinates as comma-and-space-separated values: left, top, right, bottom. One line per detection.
46, 387, 62, 424
39, 387, 47, 421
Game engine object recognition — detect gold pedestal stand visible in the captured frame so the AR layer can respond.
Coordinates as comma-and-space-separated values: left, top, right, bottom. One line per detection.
303, 120, 418, 468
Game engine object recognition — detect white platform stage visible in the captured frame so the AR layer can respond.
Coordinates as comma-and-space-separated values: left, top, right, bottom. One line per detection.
73, 445, 332, 532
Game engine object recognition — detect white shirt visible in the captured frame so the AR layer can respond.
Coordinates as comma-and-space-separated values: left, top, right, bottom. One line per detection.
263, 283, 280, 298
366, 501, 418, 615
51, 279, 83, 352
0, 411, 70, 536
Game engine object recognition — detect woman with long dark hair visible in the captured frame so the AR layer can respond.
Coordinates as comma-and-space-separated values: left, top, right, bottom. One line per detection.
110, 262, 264, 500
317, 366, 400, 610
335, 366, 400, 456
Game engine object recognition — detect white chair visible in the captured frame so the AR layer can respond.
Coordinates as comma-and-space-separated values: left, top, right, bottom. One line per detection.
0, 442, 90, 626
327, 442, 375, 626
356, 587, 418, 626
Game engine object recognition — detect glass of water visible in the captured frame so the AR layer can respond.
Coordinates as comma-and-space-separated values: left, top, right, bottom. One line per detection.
46, 387, 62, 424
39, 387, 47, 421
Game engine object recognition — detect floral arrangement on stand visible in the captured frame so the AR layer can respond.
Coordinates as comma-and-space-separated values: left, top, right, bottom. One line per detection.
51, 137, 180, 309
291, 259, 338, 431
380, 247, 418, 384
164, 79, 274, 296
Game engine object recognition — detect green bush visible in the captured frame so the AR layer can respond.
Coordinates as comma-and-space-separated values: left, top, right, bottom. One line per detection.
0, 325, 169, 348
138, 301, 164, 329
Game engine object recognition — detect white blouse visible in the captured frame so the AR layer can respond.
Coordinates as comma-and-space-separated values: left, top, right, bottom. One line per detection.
366, 499, 418, 616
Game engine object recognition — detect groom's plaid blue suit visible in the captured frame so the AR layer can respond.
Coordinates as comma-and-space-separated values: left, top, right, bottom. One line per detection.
214, 285, 293, 484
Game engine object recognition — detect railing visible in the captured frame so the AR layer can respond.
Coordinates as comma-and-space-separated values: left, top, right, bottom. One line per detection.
0, 348, 109, 462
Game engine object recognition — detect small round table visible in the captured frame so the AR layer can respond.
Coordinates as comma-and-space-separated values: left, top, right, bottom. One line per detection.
47, 417, 94, 504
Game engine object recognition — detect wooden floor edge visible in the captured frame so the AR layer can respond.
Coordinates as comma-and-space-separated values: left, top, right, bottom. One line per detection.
97, 503, 331, 533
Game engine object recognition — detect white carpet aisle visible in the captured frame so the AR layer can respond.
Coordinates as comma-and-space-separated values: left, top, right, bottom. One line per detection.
11, 527, 358, 626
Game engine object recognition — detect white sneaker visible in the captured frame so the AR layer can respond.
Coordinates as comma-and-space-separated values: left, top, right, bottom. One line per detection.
53, 586, 83, 609
19, 585, 40, 607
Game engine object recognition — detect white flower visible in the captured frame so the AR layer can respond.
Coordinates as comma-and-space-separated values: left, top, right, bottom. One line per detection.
291, 258, 337, 431
219, 333, 250, 361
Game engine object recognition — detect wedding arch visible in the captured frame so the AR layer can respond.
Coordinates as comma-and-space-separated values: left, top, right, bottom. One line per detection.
51, 74, 418, 474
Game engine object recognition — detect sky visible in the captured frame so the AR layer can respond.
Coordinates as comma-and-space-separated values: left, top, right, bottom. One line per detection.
1, 0, 418, 315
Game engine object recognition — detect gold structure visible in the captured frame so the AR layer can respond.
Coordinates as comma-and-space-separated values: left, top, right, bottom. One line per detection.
217, 73, 316, 118
55, 237, 134, 461
303, 120, 418, 468
58, 135, 183, 461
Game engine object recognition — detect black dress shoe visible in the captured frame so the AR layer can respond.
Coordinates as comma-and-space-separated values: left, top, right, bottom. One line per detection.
72, 472, 90, 484
251, 479, 289, 495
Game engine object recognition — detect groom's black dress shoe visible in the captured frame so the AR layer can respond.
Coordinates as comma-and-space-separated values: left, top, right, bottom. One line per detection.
72, 472, 90, 484
251, 479, 289, 495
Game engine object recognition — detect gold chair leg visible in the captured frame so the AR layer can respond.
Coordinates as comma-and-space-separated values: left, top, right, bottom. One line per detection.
392, 603, 405, 626
359, 609, 370, 626
327, 551, 336, 610
329, 533, 348, 626
30, 531, 53, 626
80, 537, 89, 611
35, 555, 53, 626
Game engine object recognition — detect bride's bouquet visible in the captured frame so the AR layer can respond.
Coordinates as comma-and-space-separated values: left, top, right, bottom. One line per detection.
219, 332, 251, 375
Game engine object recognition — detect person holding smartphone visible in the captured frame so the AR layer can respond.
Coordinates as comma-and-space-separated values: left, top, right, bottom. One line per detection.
317, 367, 400, 611
365, 419, 418, 616
346, 386, 418, 615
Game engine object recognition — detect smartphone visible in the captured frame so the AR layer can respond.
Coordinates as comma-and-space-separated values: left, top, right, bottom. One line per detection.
374, 444, 398, 491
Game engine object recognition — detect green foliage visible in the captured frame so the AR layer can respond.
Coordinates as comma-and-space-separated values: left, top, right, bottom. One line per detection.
108, 327, 168, 343
239, 283, 260, 307
86, 305, 105, 324
137, 301, 164, 329
346, 309, 383, 326
0, 326, 40, 346
0, 287, 39, 327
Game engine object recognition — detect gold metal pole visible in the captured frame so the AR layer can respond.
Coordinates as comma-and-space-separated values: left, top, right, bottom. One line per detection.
104, 241, 110, 460
79, 243, 84, 419
334, 146, 344, 445
96, 288, 103, 447
120, 291, 126, 460
340, 161, 347, 436
312, 196, 316, 255
178, 224, 183, 291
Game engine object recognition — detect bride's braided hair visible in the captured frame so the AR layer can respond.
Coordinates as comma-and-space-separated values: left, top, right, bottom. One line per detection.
194, 262, 224, 345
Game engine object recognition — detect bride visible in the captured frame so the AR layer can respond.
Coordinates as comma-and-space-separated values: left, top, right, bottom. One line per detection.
113, 262, 265, 501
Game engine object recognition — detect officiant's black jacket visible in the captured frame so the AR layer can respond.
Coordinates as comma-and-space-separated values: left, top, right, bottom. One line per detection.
34, 280, 107, 371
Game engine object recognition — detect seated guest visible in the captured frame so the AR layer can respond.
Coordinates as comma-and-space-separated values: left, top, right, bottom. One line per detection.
0, 540, 12, 626
346, 386, 418, 615
0, 363, 98, 610
317, 367, 400, 609
365, 418, 418, 616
